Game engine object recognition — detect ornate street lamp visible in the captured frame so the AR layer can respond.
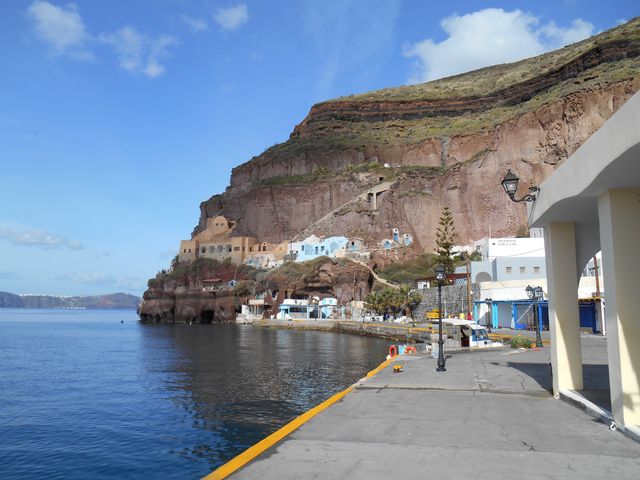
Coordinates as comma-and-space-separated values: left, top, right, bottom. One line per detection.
501, 169, 539, 203
435, 264, 447, 372
526, 285, 544, 347
484, 297, 493, 332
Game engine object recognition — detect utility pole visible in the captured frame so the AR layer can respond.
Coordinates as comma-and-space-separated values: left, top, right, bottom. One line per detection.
465, 252, 472, 319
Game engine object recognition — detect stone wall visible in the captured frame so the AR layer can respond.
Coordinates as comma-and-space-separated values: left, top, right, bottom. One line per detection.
415, 283, 479, 320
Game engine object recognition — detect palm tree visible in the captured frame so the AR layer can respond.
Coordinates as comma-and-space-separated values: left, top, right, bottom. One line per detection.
365, 291, 384, 315
398, 284, 422, 320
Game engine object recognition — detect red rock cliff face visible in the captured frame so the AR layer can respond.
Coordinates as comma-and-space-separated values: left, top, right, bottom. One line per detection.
195, 21, 640, 249
200, 80, 638, 246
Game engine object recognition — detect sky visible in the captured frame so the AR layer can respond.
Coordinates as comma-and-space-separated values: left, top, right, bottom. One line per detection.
0, 1, 637, 297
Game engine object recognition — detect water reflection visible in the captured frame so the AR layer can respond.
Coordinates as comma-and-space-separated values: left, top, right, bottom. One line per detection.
139, 324, 389, 472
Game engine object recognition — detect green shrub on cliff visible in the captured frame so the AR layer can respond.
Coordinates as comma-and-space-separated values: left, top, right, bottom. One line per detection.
378, 253, 440, 284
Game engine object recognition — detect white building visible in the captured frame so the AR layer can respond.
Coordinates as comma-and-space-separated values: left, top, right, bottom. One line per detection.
469, 237, 546, 283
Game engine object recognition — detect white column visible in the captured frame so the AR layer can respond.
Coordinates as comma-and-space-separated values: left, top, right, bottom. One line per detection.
545, 222, 583, 393
598, 188, 640, 427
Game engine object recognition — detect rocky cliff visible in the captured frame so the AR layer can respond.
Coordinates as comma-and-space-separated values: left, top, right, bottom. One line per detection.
140, 257, 371, 323
142, 19, 640, 323
197, 19, 640, 250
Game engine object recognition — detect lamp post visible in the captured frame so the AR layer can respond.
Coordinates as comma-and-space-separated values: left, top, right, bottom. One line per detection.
526, 285, 544, 347
435, 264, 447, 372
484, 297, 493, 332
501, 169, 539, 203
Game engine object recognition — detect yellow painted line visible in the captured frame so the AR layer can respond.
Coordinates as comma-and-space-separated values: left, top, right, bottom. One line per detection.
366, 357, 394, 377
203, 358, 393, 480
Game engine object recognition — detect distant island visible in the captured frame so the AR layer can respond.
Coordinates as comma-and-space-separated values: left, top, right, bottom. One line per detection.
0, 292, 141, 309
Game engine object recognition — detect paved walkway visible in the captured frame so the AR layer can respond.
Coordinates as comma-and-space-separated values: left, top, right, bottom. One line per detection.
229, 336, 640, 479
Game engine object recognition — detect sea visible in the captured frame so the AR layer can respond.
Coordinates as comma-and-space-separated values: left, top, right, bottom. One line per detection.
0, 309, 390, 479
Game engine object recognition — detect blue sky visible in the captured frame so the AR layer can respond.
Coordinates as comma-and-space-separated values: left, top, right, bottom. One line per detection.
0, 1, 636, 296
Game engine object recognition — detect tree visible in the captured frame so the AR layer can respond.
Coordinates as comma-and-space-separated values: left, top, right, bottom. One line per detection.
398, 284, 422, 319
435, 204, 458, 274
364, 290, 384, 315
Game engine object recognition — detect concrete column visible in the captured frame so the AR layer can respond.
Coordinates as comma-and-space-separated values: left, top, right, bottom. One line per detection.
598, 188, 640, 427
545, 222, 583, 393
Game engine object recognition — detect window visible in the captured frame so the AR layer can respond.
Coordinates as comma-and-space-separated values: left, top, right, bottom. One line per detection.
201, 248, 205, 254
234, 247, 240, 251
519, 266, 526, 274
301, 245, 305, 251
315, 246, 319, 254
505, 266, 512, 274
183, 249, 186, 253
534, 266, 540, 274
321, 245, 325, 251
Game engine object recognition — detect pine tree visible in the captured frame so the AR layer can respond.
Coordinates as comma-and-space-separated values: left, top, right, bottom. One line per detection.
435, 204, 458, 275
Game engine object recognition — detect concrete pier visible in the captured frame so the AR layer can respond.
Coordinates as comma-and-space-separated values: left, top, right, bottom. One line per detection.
209, 335, 640, 479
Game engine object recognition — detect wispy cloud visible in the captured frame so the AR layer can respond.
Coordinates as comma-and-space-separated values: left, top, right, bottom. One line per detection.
0, 271, 18, 280
99, 27, 177, 78
27, 1, 92, 59
63, 272, 145, 291
66, 272, 114, 286
403, 8, 594, 83
0, 227, 83, 250
116, 277, 145, 290
26, 1, 177, 78
158, 248, 177, 260
214, 4, 249, 31
181, 14, 208, 33
93, 250, 111, 259
301, 1, 401, 99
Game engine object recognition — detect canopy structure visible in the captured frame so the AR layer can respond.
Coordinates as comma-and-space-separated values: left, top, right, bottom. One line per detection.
528, 91, 640, 433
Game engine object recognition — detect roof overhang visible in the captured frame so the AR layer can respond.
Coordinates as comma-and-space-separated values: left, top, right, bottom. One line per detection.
528, 91, 640, 270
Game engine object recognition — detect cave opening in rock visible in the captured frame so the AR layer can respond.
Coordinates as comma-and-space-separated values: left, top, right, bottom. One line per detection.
201, 310, 214, 324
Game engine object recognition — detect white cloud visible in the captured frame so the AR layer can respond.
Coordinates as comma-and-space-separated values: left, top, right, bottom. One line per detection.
99, 28, 177, 78
0, 227, 84, 250
214, 4, 249, 31
538, 19, 594, 47
301, 1, 401, 99
116, 277, 145, 290
67, 272, 114, 286
27, 1, 91, 59
403, 8, 594, 83
62, 273, 144, 291
158, 248, 177, 260
181, 14, 208, 33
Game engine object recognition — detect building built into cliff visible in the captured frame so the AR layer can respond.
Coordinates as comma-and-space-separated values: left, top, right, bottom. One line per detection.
178, 217, 361, 269
178, 216, 260, 265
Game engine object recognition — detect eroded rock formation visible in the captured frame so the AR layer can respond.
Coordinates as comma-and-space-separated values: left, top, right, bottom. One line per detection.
142, 19, 640, 323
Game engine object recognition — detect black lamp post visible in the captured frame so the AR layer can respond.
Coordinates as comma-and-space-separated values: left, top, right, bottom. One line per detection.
526, 285, 544, 348
435, 264, 447, 372
484, 297, 493, 332
501, 169, 539, 203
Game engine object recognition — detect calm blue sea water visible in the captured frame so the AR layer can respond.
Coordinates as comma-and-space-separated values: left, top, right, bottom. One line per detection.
0, 309, 389, 479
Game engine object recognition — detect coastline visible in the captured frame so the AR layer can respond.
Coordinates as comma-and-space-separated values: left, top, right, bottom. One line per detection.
248, 318, 432, 342
203, 356, 394, 480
